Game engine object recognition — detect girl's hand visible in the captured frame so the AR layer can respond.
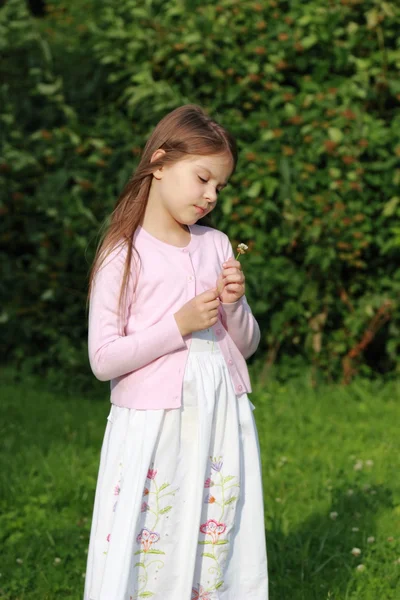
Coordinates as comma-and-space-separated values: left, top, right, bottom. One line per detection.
216, 258, 246, 304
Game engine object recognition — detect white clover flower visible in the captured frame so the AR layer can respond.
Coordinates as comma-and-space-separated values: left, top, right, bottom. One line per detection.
16, 558, 23, 564
275, 497, 282, 503
367, 536, 375, 544
351, 547, 362, 556
235, 242, 249, 260
354, 460, 363, 471
352, 527, 359, 532
54, 557, 61, 564
356, 564, 366, 572
347, 488, 354, 496
394, 557, 400, 565
362, 483, 371, 491
365, 459, 374, 467
330, 511, 338, 520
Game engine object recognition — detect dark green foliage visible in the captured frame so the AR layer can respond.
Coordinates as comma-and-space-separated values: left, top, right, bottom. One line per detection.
1, 0, 399, 391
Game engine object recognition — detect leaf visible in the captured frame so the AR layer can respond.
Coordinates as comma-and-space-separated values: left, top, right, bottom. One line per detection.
158, 482, 170, 492
146, 549, 165, 555
247, 181, 262, 198
215, 581, 224, 589
134, 562, 145, 568
382, 197, 399, 217
202, 552, 217, 561
138, 593, 155, 598
159, 506, 172, 514
223, 475, 236, 484
301, 35, 318, 49
328, 128, 343, 143
225, 496, 237, 505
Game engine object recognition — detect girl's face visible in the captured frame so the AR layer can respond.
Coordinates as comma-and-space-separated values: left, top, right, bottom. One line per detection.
153, 152, 234, 225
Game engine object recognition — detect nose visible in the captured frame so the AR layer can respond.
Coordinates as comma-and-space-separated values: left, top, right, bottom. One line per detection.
204, 188, 218, 204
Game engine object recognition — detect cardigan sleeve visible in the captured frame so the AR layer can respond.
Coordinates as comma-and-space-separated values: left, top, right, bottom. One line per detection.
217, 233, 261, 360
88, 244, 187, 382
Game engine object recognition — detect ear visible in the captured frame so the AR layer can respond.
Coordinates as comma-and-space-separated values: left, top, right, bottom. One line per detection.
150, 148, 166, 180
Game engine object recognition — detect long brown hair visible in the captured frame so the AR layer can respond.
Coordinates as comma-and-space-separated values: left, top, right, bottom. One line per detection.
86, 104, 238, 321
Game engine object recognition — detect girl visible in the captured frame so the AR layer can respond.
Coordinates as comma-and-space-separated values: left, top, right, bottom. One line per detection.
83, 104, 268, 600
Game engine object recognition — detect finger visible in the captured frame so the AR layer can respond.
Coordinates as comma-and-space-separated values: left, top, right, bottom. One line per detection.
223, 274, 245, 284
222, 267, 242, 275
222, 259, 241, 269
204, 288, 220, 301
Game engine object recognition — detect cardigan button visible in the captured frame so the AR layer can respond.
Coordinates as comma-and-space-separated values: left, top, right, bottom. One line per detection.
237, 385, 243, 392
228, 359, 233, 365
216, 328, 222, 335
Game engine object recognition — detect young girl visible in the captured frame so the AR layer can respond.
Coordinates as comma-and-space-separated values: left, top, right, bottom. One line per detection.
83, 104, 268, 600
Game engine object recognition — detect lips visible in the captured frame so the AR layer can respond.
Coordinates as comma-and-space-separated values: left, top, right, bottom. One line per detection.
194, 205, 207, 213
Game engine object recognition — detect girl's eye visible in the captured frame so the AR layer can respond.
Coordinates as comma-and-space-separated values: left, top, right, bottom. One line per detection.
198, 176, 221, 194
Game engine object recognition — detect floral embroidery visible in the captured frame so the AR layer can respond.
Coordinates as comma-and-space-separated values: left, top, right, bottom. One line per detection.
130, 466, 179, 599
197, 456, 240, 594
192, 584, 212, 599
200, 519, 226, 544
114, 484, 120, 495
146, 468, 157, 480
210, 456, 223, 472
136, 528, 160, 553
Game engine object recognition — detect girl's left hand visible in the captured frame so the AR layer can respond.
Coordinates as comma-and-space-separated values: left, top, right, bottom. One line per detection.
216, 257, 246, 304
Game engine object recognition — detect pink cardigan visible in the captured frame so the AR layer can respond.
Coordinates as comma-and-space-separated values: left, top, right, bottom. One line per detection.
88, 223, 260, 409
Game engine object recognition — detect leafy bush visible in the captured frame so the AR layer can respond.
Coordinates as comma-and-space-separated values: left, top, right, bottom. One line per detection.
1, 0, 399, 392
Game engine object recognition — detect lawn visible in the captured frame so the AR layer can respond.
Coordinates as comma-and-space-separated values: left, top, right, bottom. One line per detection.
0, 368, 399, 599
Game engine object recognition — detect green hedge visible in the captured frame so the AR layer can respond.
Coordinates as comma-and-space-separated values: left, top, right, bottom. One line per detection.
1, 0, 399, 392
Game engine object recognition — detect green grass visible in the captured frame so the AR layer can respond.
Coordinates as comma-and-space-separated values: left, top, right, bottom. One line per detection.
1, 368, 399, 599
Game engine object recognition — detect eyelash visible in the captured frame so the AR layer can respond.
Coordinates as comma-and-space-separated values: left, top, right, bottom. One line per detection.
198, 176, 221, 195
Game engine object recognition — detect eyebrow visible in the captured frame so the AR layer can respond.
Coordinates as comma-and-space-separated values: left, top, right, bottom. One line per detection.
197, 166, 229, 188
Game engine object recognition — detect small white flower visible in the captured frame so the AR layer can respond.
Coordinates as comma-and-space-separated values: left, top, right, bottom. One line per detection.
394, 557, 400, 565
362, 483, 371, 491
275, 497, 282, 503
367, 536, 375, 543
351, 547, 362, 556
54, 557, 61, 564
354, 460, 363, 471
16, 558, 23, 564
356, 564, 366, 572
365, 459, 374, 467
237, 243, 249, 254
347, 488, 354, 496
352, 527, 359, 532
330, 511, 338, 520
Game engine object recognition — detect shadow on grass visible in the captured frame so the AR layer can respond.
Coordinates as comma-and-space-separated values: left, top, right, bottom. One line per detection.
266, 484, 394, 600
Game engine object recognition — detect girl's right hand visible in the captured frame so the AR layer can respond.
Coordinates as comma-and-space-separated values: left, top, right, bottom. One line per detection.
174, 288, 220, 337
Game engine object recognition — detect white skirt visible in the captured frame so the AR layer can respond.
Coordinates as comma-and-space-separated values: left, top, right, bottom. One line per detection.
83, 327, 268, 600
